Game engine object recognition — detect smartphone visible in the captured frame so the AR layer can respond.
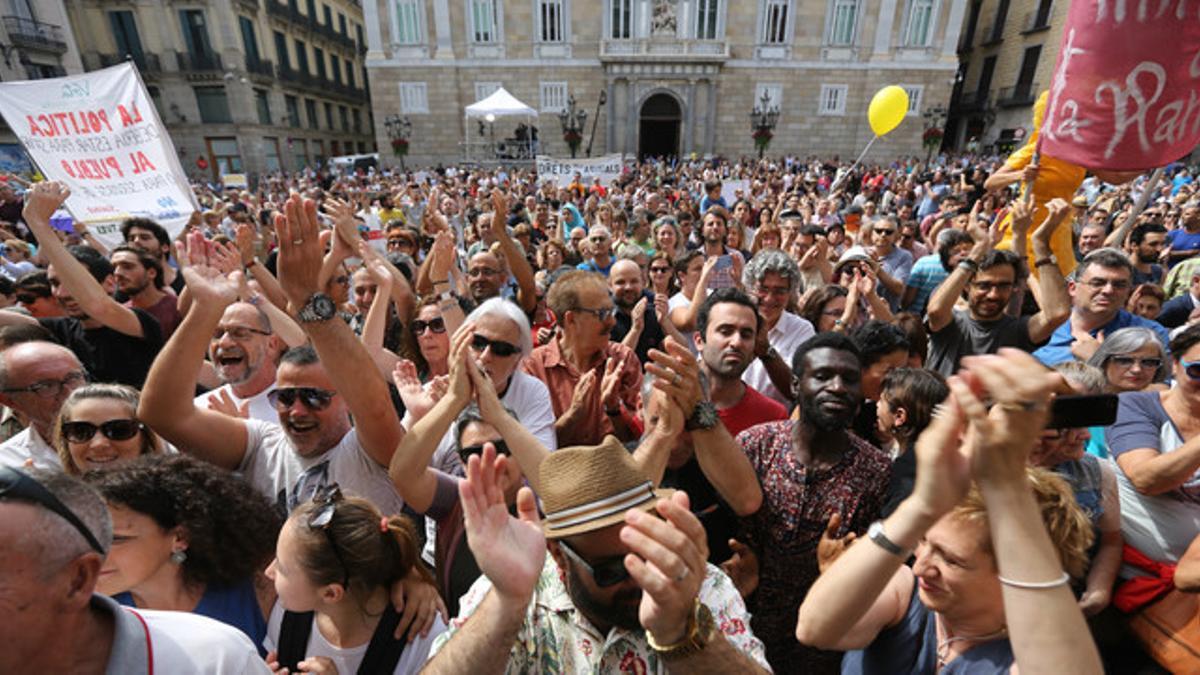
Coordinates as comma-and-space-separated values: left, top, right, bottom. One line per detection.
708, 255, 735, 290
1046, 394, 1119, 429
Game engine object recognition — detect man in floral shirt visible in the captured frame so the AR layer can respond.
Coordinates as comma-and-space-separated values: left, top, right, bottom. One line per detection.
737, 332, 892, 674
424, 437, 771, 674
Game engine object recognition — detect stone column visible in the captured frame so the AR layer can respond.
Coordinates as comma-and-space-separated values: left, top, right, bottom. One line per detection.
433, 0, 454, 59
873, 0, 898, 55
363, 0, 385, 59
704, 79, 716, 154
606, 79, 617, 155
684, 79, 696, 154
626, 79, 639, 156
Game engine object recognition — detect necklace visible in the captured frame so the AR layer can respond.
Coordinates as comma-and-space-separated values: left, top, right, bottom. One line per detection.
935, 615, 1007, 669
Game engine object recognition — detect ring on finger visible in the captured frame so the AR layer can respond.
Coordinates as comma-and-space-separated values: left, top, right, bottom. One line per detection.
675, 566, 691, 582
292, 238, 304, 245
672, 372, 682, 386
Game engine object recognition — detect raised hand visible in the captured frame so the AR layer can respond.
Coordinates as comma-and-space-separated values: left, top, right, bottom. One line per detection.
653, 292, 669, 324
599, 358, 623, 410
1032, 197, 1070, 248
567, 368, 599, 421
816, 513, 858, 574
645, 339, 701, 419
720, 539, 759, 598
458, 445, 545, 603
176, 231, 240, 307
1069, 326, 1104, 362
909, 388, 971, 520
953, 349, 1061, 487
322, 197, 361, 251
630, 296, 648, 333
275, 194, 324, 310
207, 389, 249, 419
22, 181, 69, 224
622, 492, 709, 644
392, 359, 441, 422
235, 222, 257, 267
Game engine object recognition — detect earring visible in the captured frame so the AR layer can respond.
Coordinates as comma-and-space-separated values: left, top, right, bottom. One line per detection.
170, 549, 187, 565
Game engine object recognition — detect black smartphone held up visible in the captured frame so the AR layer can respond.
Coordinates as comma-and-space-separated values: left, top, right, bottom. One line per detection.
1046, 394, 1120, 429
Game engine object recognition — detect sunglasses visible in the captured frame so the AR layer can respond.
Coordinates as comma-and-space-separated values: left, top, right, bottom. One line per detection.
410, 317, 447, 335
267, 387, 337, 411
16, 293, 45, 304
558, 540, 631, 588
1181, 359, 1200, 380
572, 306, 615, 322
873, 228, 896, 236
0, 466, 105, 553
1109, 355, 1162, 370
308, 484, 350, 588
649, 266, 671, 274
387, 238, 415, 248
62, 419, 143, 444
458, 439, 510, 459
470, 333, 521, 357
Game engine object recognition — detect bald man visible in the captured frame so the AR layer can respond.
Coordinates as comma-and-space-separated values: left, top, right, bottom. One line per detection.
0, 341, 87, 469
609, 259, 666, 364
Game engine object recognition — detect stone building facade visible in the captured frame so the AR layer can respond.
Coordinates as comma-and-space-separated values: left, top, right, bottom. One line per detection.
64, 0, 375, 182
944, 0, 1059, 152
365, 0, 967, 167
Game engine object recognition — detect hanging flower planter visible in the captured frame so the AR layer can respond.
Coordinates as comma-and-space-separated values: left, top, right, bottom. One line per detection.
391, 137, 410, 157
752, 127, 773, 153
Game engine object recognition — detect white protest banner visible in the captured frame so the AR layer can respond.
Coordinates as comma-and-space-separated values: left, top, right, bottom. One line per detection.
536, 154, 624, 187
222, 173, 248, 189
0, 63, 198, 249
721, 179, 750, 205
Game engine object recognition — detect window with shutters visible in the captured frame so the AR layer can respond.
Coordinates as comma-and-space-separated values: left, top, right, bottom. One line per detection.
818, 85, 847, 115
540, 82, 568, 113
760, 0, 790, 43
399, 82, 429, 114
537, 0, 565, 42
392, 0, 423, 44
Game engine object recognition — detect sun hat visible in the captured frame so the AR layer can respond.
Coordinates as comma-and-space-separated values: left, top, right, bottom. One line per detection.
833, 245, 873, 274
539, 436, 673, 540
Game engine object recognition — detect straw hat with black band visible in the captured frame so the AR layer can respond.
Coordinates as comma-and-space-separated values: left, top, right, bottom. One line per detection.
538, 437, 718, 661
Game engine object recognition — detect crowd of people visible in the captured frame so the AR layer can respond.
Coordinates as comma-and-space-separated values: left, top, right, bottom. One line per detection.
2, 150, 1200, 673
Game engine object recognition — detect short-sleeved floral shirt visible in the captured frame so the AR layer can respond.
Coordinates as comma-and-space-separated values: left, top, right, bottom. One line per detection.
737, 420, 892, 674
427, 557, 771, 673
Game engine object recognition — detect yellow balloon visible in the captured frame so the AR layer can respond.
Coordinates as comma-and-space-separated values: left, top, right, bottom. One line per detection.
868, 85, 909, 137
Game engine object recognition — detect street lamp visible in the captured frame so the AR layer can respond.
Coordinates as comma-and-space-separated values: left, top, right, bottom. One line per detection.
384, 114, 412, 170
557, 95, 587, 159
921, 104, 948, 161
749, 89, 780, 160
585, 90, 607, 158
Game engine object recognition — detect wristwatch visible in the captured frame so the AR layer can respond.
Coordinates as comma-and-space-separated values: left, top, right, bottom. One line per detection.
957, 258, 979, 275
684, 400, 719, 431
297, 293, 337, 323
867, 520, 910, 558
647, 601, 716, 661
1034, 254, 1058, 268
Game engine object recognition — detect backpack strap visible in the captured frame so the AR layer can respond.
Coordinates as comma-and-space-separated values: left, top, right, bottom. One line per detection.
357, 603, 408, 674
276, 610, 316, 673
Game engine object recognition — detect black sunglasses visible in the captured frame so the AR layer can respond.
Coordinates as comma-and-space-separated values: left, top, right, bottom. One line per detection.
0, 466, 105, 553
267, 387, 337, 411
458, 439, 510, 460
62, 419, 143, 444
308, 484, 350, 588
559, 540, 630, 587
410, 317, 447, 335
16, 293, 44, 304
470, 333, 520, 357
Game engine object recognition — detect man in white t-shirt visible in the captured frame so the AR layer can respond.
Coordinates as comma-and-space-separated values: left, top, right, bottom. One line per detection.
0, 341, 87, 469
141, 210, 407, 515
740, 249, 815, 407
0, 467, 269, 675
194, 300, 286, 422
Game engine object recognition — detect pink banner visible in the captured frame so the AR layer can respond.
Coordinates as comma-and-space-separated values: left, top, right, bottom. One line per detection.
1040, 1, 1200, 171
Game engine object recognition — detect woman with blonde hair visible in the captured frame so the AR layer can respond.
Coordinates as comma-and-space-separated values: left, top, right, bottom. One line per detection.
53, 383, 163, 475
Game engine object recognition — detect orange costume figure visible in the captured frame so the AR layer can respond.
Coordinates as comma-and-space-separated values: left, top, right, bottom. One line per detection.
992, 92, 1085, 277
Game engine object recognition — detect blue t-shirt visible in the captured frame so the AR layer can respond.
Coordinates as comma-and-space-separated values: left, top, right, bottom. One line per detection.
904, 254, 948, 317
115, 578, 267, 655
576, 259, 613, 276
1033, 310, 1170, 366
1167, 229, 1200, 267
699, 195, 727, 214
841, 580, 1013, 674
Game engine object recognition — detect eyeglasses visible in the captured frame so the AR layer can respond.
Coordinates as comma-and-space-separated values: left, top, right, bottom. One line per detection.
267, 387, 337, 411
873, 228, 896, 236
1081, 277, 1131, 291
333, 275, 349, 286
62, 419, 144, 444
1109, 355, 1163, 371
458, 439, 510, 459
212, 325, 272, 341
308, 484, 350, 588
468, 267, 500, 278
558, 540, 631, 588
571, 306, 614, 322
0, 466, 105, 554
410, 317, 447, 335
2, 370, 88, 398
1181, 359, 1200, 380
470, 333, 521, 357
971, 281, 1015, 293
756, 285, 791, 299
649, 266, 671, 274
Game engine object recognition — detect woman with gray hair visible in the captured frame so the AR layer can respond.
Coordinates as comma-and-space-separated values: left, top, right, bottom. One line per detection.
396, 297, 556, 476
1086, 326, 1168, 394
741, 249, 816, 406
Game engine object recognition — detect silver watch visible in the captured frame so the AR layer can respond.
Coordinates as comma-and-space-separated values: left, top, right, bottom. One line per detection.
867, 520, 910, 558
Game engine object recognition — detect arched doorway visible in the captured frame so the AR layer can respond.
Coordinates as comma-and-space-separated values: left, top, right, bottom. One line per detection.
638, 93, 681, 160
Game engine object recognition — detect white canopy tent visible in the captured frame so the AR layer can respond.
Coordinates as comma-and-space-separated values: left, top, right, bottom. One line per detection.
463, 87, 539, 162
